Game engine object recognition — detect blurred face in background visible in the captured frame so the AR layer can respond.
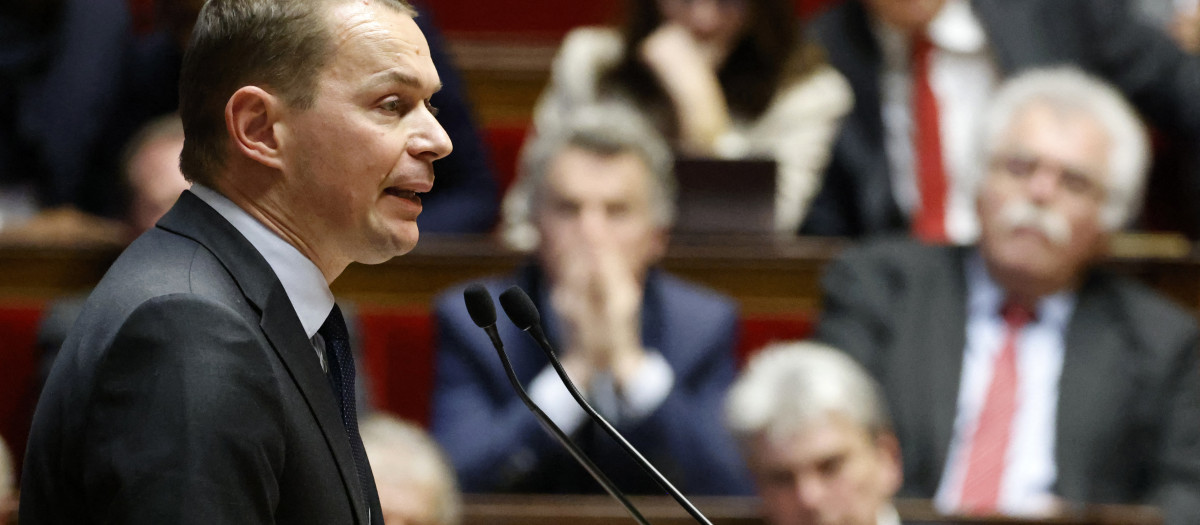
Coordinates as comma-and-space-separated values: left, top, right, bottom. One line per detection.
864, 0, 947, 34
656, 0, 751, 62
535, 146, 667, 284
748, 415, 901, 525
377, 478, 443, 525
976, 102, 1111, 298
126, 131, 190, 235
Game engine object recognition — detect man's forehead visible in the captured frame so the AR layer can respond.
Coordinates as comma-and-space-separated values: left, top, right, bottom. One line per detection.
326, 2, 428, 59
322, 1, 440, 85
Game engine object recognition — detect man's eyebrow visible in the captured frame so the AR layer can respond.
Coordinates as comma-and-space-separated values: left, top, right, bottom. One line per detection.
371, 70, 443, 94
375, 70, 420, 88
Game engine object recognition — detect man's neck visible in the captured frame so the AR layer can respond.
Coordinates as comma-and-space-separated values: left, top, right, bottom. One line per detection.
207, 178, 346, 284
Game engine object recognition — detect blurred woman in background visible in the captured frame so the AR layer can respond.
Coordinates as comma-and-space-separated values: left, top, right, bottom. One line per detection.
533, 0, 852, 232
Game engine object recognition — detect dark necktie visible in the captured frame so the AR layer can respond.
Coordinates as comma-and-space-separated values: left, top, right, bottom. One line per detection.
319, 304, 372, 506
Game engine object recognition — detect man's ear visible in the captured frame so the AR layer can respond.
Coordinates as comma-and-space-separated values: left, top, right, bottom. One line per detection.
225, 86, 284, 170
875, 431, 904, 496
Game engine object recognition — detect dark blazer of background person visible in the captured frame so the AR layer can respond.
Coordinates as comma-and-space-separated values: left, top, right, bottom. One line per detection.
431, 264, 753, 496
412, 2, 499, 234
801, 0, 1200, 237
19, 192, 382, 523
815, 238, 1200, 523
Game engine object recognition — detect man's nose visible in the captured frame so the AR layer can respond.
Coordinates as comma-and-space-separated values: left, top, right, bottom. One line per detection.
684, 0, 724, 37
1026, 165, 1061, 203
794, 474, 826, 509
411, 107, 453, 162
578, 207, 609, 240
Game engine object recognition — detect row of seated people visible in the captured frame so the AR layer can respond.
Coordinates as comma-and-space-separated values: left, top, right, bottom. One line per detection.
7, 63, 1198, 523
6, 0, 1200, 242
425, 68, 1200, 523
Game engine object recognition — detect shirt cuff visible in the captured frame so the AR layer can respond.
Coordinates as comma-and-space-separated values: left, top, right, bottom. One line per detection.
617, 350, 675, 422
528, 364, 588, 434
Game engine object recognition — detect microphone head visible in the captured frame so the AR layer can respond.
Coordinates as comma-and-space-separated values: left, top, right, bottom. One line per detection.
463, 284, 497, 328
499, 286, 541, 331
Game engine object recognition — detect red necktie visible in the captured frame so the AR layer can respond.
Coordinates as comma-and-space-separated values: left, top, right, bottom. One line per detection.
959, 302, 1034, 514
911, 36, 949, 243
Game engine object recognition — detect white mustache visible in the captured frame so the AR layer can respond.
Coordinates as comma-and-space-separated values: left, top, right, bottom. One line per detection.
999, 199, 1071, 247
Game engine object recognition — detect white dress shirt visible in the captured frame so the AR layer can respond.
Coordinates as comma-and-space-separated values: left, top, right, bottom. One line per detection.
935, 252, 1076, 516
191, 185, 336, 368
875, 0, 1000, 244
528, 348, 676, 433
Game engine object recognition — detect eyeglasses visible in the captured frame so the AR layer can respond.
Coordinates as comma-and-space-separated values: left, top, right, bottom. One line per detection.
990, 152, 1105, 200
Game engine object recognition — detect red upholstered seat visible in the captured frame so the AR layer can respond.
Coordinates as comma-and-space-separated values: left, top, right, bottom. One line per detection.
0, 303, 46, 475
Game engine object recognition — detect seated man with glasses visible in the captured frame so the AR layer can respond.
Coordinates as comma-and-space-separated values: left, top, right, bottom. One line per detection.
815, 67, 1200, 523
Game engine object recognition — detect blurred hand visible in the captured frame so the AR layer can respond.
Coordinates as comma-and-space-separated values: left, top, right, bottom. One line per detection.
551, 234, 647, 387
1169, 6, 1200, 54
638, 23, 733, 154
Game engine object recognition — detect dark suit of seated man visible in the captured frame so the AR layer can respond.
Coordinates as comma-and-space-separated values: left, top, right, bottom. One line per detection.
20, 0, 453, 522
815, 68, 1200, 523
432, 105, 753, 495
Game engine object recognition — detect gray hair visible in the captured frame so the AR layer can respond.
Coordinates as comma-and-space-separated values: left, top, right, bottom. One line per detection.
725, 341, 891, 446
501, 104, 675, 250
361, 413, 462, 525
975, 67, 1150, 230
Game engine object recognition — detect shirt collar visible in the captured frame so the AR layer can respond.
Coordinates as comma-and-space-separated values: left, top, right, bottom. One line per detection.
966, 249, 1076, 328
190, 184, 335, 338
878, 503, 902, 525
873, 0, 988, 68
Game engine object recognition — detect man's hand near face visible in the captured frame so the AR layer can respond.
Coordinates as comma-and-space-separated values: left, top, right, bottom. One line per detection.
551, 234, 649, 395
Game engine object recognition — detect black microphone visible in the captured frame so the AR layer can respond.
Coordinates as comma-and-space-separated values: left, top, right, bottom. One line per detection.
461, 285, 650, 525
498, 285, 713, 525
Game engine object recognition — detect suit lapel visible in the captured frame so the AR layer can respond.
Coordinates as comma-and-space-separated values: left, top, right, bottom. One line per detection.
812, 1, 910, 232
924, 248, 971, 485
158, 191, 371, 523
973, 0, 1050, 73
1055, 275, 1133, 503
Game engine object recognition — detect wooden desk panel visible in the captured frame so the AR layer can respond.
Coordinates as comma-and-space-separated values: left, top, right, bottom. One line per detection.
461, 495, 1162, 525
0, 235, 1195, 317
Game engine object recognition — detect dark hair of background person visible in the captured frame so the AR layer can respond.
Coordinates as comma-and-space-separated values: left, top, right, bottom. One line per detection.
600, 0, 824, 141
178, 0, 416, 185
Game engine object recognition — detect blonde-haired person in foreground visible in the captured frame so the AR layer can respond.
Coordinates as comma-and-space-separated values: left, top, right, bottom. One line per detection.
726, 341, 902, 525
362, 413, 462, 525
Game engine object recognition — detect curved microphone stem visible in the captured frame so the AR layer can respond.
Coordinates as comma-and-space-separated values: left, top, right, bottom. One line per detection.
486, 328, 651, 525
522, 324, 713, 525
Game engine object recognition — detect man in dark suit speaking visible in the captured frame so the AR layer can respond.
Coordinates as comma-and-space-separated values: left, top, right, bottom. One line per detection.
20, 0, 451, 523
816, 68, 1200, 523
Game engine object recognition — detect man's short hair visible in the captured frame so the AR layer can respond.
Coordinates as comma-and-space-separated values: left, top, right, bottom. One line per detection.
974, 67, 1150, 230
361, 413, 462, 525
178, 0, 416, 185
501, 104, 676, 251
725, 341, 891, 445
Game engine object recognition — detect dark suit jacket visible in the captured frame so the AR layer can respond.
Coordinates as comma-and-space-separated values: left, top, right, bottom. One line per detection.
815, 238, 1200, 524
20, 191, 382, 524
801, 0, 1200, 237
430, 265, 753, 495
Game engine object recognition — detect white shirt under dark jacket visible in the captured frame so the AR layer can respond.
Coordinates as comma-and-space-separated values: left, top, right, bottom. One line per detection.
191, 185, 336, 369
191, 185, 370, 523
935, 252, 1076, 516
875, 0, 999, 244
